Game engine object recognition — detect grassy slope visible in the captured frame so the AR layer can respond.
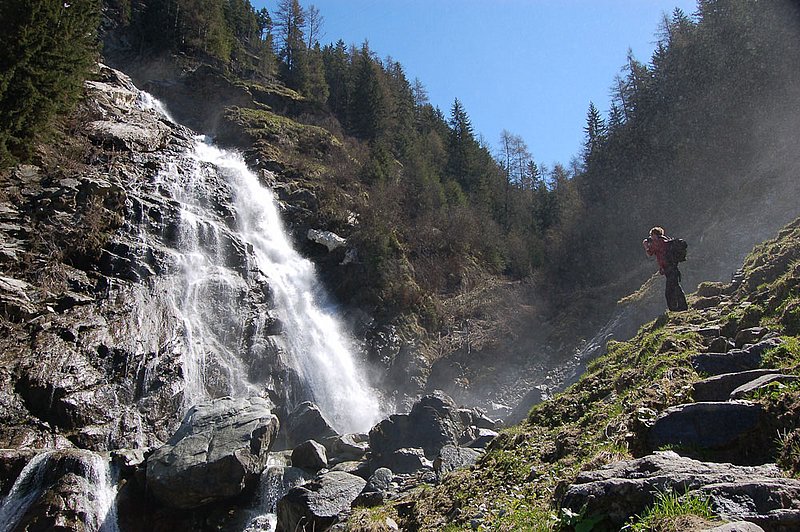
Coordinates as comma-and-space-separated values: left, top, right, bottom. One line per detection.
347, 216, 800, 531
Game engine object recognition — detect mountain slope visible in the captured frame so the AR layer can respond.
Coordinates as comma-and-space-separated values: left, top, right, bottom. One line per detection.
348, 216, 800, 530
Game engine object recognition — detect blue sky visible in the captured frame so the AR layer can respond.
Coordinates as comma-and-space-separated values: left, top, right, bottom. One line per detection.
254, 0, 698, 167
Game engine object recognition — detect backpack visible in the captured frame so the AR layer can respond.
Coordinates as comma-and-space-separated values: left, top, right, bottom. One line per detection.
666, 238, 688, 264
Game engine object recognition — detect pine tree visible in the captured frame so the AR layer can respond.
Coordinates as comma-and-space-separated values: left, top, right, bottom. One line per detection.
0, 0, 100, 165
348, 42, 388, 142
582, 101, 606, 167
275, 0, 308, 92
446, 98, 477, 193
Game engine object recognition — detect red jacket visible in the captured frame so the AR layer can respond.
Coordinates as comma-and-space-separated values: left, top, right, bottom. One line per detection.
644, 235, 669, 274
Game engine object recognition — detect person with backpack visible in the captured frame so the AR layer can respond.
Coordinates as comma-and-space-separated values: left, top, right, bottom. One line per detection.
643, 226, 688, 311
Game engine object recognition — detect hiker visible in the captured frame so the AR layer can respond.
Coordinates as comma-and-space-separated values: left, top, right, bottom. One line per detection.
643, 226, 688, 311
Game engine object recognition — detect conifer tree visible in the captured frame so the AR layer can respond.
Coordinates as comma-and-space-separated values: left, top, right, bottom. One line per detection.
582, 101, 606, 167
349, 43, 388, 142
275, 0, 308, 91
446, 98, 477, 194
0, 0, 100, 165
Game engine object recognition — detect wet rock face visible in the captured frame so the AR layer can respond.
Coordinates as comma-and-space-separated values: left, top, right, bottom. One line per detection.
0, 65, 292, 451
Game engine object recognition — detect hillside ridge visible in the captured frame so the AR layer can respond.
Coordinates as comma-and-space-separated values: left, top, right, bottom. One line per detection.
347, 216, 800, 531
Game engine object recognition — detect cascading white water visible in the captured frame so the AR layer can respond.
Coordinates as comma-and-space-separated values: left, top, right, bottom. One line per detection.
0, 452, 52, 531
189, 139, 382, 434
0, 452, 119, 532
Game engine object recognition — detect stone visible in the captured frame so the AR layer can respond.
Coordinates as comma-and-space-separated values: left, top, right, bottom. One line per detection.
364, 468, 395, 493
708, 336, 734, 353
329, 460, 370, 479
276, 471, 366, 532
561, 451, 786, 528
369, 391, 465, 466
703, 523, 765, 532
465, 428, 498, 449
0, 449, 118, 532
696, 479, 800, 530
146, 396, 279, 509
307, 229, 346, 252
434, 445, 482, 476
646, 401, 770, 465
692, 369, 782, 402
292, 440, 328, 472
257, 465, 311, 513
691, 338, 783, 376
381, 448, 433, 474
330, 433, 369, 461
735, 327, 769, 348
730, 374, 800, 399
282, 402, 339, 449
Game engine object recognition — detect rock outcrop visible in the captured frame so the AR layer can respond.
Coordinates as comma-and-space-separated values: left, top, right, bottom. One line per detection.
561, 451, 800, 529
146, 397, 279, 509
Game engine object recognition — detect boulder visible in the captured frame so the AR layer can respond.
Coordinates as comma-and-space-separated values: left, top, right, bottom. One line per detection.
330, 433, 369, 461
369, 391, 465, 465
292, 440, 328, 473
354, 467, 396, 507
434, 445, 483, 476
146, 396, 279, 509
276, 471, 366, 532
257, 465, 311, 514
691, 338, 783, 376
465, 428, 499, 449
730, 374, 800, 399
646, 402, 770, 465
381, 448, 433, 474
693, 370, 782, 402
282, 402, 339, 449
560, 451, 786, 528
708, 337, 735, 353
307, 229, 346, 252
696, 479, 800, 530
734, 327, 769, 348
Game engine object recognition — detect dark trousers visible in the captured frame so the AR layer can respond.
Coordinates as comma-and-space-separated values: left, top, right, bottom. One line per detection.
664, 265, 688, 311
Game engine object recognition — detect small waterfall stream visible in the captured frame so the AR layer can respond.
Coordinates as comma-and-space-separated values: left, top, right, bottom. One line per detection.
0, 451, 119, 532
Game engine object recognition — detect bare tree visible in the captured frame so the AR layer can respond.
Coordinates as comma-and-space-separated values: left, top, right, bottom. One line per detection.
305, 4, 324, 48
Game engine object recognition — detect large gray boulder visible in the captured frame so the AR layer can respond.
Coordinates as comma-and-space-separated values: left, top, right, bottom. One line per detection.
146, 396, 279, 509
291, 440, 328, 473
560, 451, 787, 528
646, 401, 770, 465
276, 471, 366, 532
730, 374, 800, 399
369, 391, 466, 465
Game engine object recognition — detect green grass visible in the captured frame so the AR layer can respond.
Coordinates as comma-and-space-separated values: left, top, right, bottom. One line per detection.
626, 488, 716, 531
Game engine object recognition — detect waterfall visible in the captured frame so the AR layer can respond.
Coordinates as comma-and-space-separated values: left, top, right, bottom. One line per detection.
0, 452, 119, 532
0, 452, 52, 531
183, 139, 382, 434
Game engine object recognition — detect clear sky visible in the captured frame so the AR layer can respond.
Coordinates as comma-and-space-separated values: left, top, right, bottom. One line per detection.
254, 0, 699, 167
